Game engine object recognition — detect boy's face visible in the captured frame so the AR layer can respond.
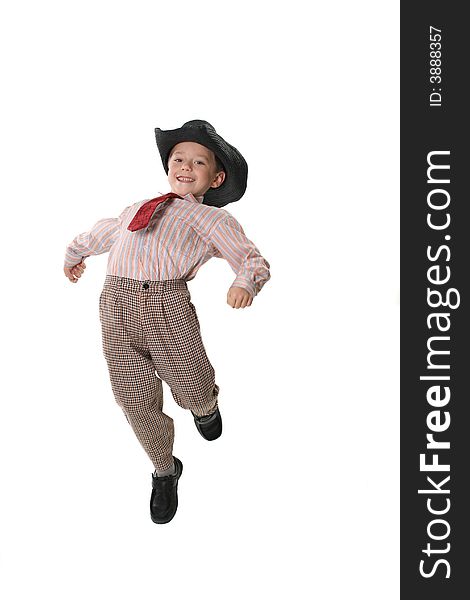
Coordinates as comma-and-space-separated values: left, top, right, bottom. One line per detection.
167, 141, 225, 198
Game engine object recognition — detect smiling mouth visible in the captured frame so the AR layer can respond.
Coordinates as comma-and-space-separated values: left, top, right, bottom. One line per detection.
176, 176, 195, 183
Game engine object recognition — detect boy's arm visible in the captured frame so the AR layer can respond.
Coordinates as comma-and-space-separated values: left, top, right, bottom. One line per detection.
210, 214, 271, 298
64, 205, 130, 268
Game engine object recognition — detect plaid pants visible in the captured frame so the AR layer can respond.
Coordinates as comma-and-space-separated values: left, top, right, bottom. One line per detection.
99, 275, 219, 471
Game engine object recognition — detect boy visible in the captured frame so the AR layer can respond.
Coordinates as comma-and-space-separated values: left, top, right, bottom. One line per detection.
64, 120, 270, 524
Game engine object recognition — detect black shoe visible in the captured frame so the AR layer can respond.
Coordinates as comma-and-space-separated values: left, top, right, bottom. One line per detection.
150, 457, 183, 524
192, 407, 222, 441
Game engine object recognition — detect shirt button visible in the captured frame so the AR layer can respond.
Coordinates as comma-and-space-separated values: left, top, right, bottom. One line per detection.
143, 283, 149, 290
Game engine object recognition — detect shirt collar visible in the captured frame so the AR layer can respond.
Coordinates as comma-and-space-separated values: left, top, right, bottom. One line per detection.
183, 193, 204, 204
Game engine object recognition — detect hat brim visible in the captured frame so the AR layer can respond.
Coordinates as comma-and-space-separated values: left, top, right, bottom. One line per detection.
155, 123, 247, 207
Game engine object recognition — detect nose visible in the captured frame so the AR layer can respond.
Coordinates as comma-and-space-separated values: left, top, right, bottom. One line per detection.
180, 160, 192, 171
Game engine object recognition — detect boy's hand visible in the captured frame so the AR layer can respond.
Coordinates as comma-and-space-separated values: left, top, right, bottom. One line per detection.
64, 261, 86, 283
227, 286, 253, 309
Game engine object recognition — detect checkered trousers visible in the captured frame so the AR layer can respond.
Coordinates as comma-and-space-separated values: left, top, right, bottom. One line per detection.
99, 275, 219, 471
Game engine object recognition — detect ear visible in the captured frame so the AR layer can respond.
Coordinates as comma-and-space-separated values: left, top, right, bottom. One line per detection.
210, 171, 226, 189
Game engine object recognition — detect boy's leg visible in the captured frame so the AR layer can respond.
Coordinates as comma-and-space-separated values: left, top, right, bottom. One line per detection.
143, 286, 219, 418
99, 281, 175, 472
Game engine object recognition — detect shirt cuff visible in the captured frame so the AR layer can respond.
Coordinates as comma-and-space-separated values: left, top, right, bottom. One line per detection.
230, 276, 256, 297
64, 248, 85, 268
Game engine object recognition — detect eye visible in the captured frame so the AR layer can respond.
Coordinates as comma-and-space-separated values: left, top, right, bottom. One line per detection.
195, 160, 205, 165
173, 158, 182, 162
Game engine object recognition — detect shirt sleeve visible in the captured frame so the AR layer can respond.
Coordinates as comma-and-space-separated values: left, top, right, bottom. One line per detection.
64, 205, 130, 268
210, 214, 271, 296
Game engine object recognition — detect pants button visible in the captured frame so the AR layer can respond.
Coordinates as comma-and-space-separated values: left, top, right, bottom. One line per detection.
143, 283, 149, 290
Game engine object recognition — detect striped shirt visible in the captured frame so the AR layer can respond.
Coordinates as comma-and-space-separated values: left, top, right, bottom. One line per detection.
64, 193, 270, 296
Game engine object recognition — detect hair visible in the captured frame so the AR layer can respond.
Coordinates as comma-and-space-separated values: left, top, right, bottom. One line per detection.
214, 155, 225, 173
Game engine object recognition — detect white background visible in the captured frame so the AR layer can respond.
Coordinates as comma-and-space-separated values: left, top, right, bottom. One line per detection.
0, 1, 399, 598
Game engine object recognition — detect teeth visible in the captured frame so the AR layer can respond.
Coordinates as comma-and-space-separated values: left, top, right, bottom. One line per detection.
177, 176, 194, 182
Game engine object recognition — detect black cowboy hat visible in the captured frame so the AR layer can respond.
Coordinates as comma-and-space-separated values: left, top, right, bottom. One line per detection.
155, 120, 248, 207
